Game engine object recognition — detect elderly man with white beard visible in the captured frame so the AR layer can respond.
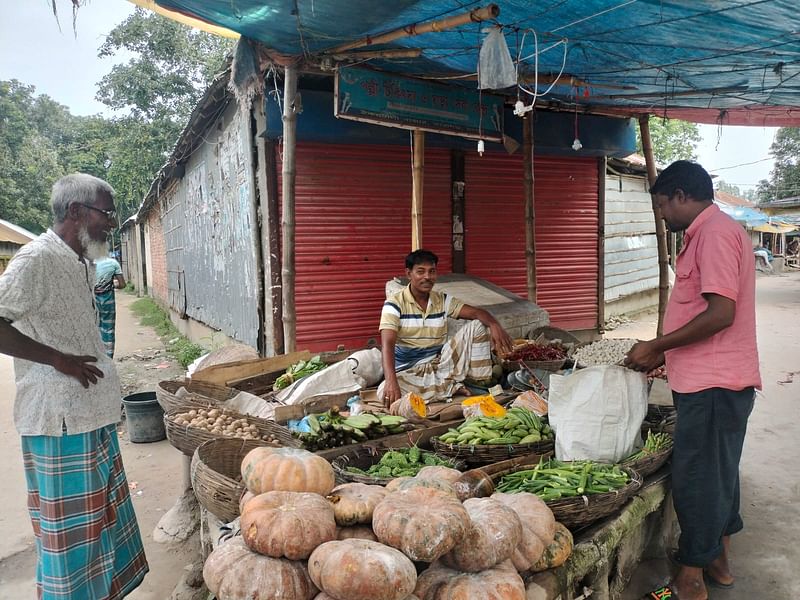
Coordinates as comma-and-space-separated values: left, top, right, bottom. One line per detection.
0, 174, 148, 599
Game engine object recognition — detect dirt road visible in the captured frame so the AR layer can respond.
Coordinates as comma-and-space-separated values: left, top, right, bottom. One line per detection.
0, 292, 193, 598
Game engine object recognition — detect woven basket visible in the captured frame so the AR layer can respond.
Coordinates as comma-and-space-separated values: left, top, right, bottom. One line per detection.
164, 408, 300, 457
156, 379, 238, 413
190, 438, 267, 523
491, 463, 643, 529
331, 446, 465, 486
644, 404, 677, 434
431, 436, 555, 467
622, 437, 673, 478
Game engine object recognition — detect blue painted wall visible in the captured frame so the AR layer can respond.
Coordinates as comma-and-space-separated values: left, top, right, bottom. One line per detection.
264, 88, 636, 157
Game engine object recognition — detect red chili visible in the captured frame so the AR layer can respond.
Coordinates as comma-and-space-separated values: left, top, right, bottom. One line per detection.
505, 344, 566, 362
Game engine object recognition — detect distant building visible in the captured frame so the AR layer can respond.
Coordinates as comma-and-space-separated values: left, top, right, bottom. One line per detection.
0, 219, 37, 274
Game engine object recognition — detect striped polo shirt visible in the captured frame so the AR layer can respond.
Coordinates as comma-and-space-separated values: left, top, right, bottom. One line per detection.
380, 285, 465, 369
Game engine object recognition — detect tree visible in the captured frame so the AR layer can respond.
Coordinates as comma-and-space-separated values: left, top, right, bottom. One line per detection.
756, 127, 800, 203
95, 9, 233, 221
636, 117, 702, 165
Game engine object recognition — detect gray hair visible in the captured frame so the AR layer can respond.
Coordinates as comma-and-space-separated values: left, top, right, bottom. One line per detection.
51, 173, 115, 223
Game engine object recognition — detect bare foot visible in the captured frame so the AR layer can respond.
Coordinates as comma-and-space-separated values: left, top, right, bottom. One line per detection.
706, 536, 734, 586
671, 566, 708, 600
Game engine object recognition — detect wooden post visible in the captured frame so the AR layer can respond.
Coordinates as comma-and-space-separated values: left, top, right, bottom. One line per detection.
412, 129, 425, 250
281, 65, 299, 352
638, 116, 670, 336
523, 113, 537, 302
597, 156, 606, 332
253, 97, 285, 356
451, 149, 465, 273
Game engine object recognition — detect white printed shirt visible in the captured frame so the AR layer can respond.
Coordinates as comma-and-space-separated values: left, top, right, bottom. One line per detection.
0, 230, 121, 436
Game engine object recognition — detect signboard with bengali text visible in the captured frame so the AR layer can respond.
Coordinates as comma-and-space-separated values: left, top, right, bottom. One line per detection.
335, 66, 503, 141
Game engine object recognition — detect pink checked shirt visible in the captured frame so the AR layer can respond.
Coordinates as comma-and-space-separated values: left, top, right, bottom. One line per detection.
663, 204, 762, 393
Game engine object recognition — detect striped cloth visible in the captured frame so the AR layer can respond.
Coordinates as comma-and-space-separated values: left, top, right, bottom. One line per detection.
22, 425, 149, 599
377, 319, 493, 403
94, 286, 116, 358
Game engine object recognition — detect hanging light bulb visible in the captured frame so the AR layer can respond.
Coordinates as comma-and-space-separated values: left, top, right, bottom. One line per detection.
477, 139, 485, 156
572, 138, 583, 151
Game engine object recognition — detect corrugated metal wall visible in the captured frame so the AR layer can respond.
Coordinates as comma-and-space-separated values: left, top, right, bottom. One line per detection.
464, 154, 600, 330
283, 142, 452, 352
604, 174, 659, 303
161, 103, 261, 347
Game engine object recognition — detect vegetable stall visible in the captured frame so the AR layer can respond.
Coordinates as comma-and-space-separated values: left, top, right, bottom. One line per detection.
154, 336, 676, 600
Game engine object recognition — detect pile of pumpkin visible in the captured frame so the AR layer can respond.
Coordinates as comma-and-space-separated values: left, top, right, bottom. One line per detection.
203, 446, 575, 600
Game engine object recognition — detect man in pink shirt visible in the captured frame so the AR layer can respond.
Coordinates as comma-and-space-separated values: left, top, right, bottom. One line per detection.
625, 161, 760, 600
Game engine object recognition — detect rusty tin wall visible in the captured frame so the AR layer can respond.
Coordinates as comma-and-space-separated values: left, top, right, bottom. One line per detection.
161, 103, 260, 348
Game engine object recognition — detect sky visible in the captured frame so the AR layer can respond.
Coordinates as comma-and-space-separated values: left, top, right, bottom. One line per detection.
0, 1, 779, 196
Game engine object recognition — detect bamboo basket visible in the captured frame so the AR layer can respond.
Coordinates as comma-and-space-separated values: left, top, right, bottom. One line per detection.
622, 443, 673, 478
164, 408, 300, 457
431, 436, 555, 466
331, 445, 465, 486
190, 438, 266, 523
156, 379, 238, 413
491, 463, 643, 529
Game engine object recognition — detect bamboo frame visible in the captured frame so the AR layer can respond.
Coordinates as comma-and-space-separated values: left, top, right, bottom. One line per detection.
523, 113, 537, 302
281, 66, 299, 352
412, 129, 425, 250
323, 4, 499, 55
639, 116, 670, 336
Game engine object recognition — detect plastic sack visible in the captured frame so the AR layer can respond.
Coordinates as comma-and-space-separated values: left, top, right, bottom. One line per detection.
389, 392, 428, 423
461, 394, 506, 419
548, 365, 647, 463
478, 27, 516, 90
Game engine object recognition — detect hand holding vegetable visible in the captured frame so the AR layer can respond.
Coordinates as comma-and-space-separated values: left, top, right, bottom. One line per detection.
623, 340, 664, 372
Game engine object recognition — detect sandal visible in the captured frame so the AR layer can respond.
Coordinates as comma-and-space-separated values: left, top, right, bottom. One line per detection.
643, 586, 680, 599
704, 570, 735, 589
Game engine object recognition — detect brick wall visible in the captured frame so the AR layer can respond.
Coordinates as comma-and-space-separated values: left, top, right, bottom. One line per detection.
146, 207, 168, 304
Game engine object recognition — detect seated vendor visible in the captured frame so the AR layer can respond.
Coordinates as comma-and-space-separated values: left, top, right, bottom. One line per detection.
378, 249, 513, 408
753, 245, 773, 271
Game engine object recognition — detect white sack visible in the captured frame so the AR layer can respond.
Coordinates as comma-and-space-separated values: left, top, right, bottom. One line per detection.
548, 365, 647, 463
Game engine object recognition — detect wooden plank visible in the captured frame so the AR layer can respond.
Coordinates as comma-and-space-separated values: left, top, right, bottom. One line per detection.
191, 350, 312, 386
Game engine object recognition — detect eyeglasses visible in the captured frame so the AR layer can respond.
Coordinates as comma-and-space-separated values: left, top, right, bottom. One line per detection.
75, 203, 117, 222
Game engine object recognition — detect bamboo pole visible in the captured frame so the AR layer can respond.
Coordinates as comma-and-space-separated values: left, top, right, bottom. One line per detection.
323, 4, 499, 55
411, 129, 425, 250
639, 116, 670, 336
522, 113, 537, 302
332, 49, 423, 61
281, 66, 299, 352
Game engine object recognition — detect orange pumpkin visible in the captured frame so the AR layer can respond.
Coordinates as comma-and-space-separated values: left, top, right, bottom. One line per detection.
414, 560, 525, 600
385, 476, 414, 492
203, 537, 318, 600
391, 476, 458, 497
327, 483, 388, 526
316, 595, 419, 600
491, 492, 556, 572
415, 465, 462, 484
308, 539, 417, 600
239, 489, 256, 515
336, 525, 378, 542
241, 447, 335, 496
241, 491, 336, 559
441, 498, 522, 572
372, 487, 469, 562
530, 522, 573, 572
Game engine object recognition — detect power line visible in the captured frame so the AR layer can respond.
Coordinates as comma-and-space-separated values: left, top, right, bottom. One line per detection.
707, 157, 775, 172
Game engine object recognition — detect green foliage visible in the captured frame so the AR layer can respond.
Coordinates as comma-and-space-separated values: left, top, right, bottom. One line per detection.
130, 297, 205, 368
756, 127, 800, 203
636, 117, 702, 165
95, 9, 233, 222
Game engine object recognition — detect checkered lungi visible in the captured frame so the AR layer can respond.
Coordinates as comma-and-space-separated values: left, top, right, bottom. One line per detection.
378, 319, 494, 403
94, 286, 116, 358
22, 425, 149, 599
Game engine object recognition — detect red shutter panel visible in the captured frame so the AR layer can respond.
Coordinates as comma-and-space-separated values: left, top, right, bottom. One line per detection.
280, 142, 452, 351
464, 153, 599, 331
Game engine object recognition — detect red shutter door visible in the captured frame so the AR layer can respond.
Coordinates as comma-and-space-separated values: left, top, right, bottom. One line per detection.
464, 153, 599, 330
281, 142, 452, 351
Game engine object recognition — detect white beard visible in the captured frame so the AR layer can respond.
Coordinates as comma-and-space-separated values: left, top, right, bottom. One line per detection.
78, 226, 110, 261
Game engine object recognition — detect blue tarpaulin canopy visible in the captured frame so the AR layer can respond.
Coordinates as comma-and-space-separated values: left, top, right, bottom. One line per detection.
152, 0, 800, 126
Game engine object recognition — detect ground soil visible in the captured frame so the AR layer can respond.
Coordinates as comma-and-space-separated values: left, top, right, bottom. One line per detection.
1, 274, 799, 599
